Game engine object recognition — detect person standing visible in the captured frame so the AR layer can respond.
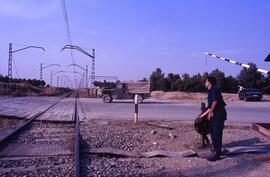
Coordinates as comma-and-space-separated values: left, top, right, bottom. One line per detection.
199, 76, 227, 161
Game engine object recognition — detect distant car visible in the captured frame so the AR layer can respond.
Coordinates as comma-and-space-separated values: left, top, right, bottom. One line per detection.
238, 88, 263, 101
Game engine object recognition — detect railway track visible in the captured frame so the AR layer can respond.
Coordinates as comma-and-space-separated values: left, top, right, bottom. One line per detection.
0, 92, 82, 177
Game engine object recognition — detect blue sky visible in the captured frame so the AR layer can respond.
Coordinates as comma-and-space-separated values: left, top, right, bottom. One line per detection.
0, 0, 269, 86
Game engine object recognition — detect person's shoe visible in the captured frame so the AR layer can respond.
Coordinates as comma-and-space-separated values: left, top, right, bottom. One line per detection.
210, 148, 215, 153
201, 143, 210, 148
222, 148, 229, 155
207, 155, 221, 162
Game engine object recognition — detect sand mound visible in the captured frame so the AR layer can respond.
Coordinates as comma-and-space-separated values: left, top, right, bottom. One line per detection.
151, 91, 207, 100
151, 91, 166, 98
151, 91, 239, 101
222, 93, 238, 101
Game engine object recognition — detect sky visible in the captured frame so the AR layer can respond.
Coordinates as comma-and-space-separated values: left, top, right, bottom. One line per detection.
0, 0, 270, 86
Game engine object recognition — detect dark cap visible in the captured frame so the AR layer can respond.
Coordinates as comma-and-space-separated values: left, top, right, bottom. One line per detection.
206, 76, 217, 86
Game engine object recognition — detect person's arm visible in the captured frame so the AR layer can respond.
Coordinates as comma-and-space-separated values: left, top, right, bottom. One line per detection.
199, 109, 210, 118
207, 101, 218, 120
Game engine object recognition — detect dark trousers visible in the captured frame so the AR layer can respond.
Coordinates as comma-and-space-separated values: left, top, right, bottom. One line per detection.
209, 108, 226, 156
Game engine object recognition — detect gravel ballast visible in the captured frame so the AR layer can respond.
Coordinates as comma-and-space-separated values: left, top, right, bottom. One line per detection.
0, 119, 75, 177
0, 117, 269, 177
80, 119, 270, 177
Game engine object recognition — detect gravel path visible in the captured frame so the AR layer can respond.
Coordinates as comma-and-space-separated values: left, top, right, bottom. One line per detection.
80, 119, 270, 177
81, 120, 200, 152
1, 117, 269, 177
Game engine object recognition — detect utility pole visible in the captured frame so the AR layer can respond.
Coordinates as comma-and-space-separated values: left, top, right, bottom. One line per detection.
61, 45, 95, 88
82, 72, 85, 88
68, 64, 88, 88
40, 63, 61, 81
7, 43, 45, 93
7, 43, 13, 94
91, 49, 95, 88
51, 70, 83, 87
8, 43, 45, 79
59, 75, 71, 88
50, 71, 53, 86
85, 65, 88, 88
57, 76, 59, 87
40, 63, 43, 81
51, 71, 64, 87
8, 43, 12, 80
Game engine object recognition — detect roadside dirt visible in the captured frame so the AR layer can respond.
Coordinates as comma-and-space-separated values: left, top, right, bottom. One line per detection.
80, 119, 270, 177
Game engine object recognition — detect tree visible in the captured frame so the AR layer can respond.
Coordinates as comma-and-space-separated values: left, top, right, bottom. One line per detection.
261, 74, 270, 94
94, 80, 116, 88
190, 73, 205, 92
0, 75, 8, 82
150, 68, 166, 91
166, 73, 180, 91
147, 67, 267, 94
223, 76, 239, 93
181, 73, 191, 91
209, 69, 226, 90
0, 76, 47, 87
139, 77, 148, 82
237, 63, 264, 89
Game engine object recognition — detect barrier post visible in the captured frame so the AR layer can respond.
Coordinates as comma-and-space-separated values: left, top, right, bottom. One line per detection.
134, 94, 138, 123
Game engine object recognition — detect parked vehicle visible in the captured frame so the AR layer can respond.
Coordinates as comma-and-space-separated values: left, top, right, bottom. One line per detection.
101, 81, 150, 103
238, 88, 263, 101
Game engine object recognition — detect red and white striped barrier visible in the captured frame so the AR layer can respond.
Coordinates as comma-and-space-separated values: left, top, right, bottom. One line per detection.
204, 52, 270, 75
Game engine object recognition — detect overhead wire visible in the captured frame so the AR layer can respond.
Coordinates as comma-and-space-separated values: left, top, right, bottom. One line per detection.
11, 43, 45, 81
12, 43, 29, 47
61, 0, 78, 88
12, 56, 19, 78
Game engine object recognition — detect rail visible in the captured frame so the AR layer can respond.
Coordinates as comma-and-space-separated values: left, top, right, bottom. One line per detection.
74, 92, 81, 177
0, 93, 70, 147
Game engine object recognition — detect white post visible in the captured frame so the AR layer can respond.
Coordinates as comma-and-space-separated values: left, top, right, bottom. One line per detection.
134, 94, 138, 123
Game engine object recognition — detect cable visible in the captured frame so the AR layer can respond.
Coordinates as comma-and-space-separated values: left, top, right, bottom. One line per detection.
12, 43, 29, 47
61, 0, 78, 88
13, 56, 19, 78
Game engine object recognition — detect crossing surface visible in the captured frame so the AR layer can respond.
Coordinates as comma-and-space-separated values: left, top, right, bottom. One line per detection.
0, 96, 270, 123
